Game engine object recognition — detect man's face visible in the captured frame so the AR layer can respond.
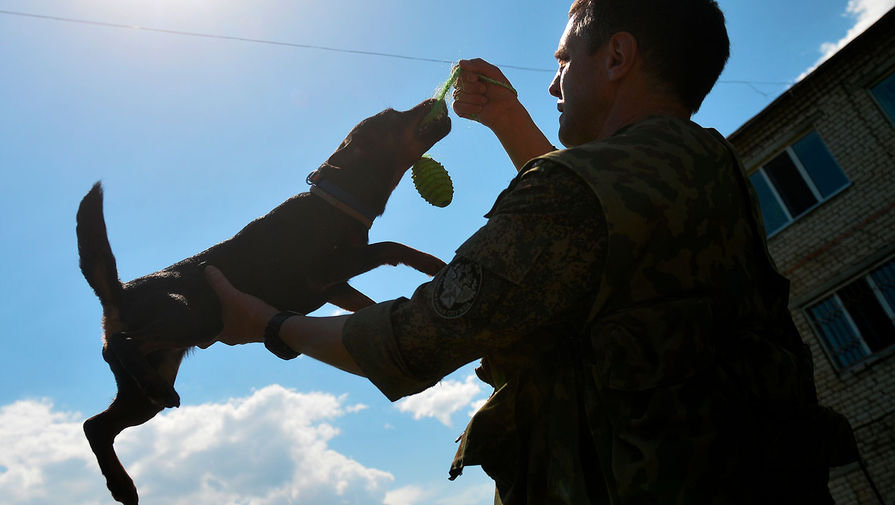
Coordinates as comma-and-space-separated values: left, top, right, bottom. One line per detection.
549, 16, 609, 147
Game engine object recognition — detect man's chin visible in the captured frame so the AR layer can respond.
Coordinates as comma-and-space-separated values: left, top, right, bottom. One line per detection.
557, 127, 578, 148
557, 117, 580, 148
558, 121, 597, 147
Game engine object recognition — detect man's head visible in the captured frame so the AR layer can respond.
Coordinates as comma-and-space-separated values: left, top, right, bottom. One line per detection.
549, 0, 729, 146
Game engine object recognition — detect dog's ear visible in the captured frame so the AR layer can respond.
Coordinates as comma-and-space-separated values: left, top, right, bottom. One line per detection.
77, 182, 124, 307
326, 137, 368, 169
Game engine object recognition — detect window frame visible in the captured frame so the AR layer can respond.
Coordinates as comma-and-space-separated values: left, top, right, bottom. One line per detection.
805, 256, 895, 374
868, 69, 895, 127
749, 130, 850, 237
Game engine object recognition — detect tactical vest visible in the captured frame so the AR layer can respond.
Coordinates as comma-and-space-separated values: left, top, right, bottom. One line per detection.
451, 116, 856, 505
541, 115, 807, 392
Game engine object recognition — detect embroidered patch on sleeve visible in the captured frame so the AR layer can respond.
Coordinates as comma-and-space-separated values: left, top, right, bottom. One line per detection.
432, 258, 483, 319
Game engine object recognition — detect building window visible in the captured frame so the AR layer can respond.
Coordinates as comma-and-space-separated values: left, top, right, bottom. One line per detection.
870, 71, 895, 124
807, 257, 895, 371
748, 131, 850, 236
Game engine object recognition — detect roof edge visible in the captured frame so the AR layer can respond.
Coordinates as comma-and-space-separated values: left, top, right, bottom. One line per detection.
726, 6, 895, 141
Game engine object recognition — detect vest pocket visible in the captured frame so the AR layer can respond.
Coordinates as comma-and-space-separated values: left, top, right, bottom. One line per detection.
588, 297, 715, 392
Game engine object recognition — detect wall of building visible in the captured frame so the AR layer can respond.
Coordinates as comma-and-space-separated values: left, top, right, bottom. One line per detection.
727, 10, 895, 504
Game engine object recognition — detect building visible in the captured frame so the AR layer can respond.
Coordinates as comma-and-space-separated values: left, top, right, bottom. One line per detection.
726, 8, 895, 505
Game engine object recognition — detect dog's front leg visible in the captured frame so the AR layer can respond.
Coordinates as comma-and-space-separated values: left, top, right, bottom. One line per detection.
311, 242, 446, 290
323, 282, 376, 312
374, 241, 447, 276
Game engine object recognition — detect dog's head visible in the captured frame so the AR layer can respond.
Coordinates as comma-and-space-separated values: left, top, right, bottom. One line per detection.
309, 98, 451, 216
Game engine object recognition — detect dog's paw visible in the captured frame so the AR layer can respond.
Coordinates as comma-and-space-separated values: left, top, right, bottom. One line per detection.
109, 477, 139, 505
147, 384, 181, 409
167, 388, 181, 409
420, 256, 448, 277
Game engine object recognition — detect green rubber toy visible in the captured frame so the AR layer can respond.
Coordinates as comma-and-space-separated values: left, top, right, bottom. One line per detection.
420, 65, 460, 128
412, 155, 453, 207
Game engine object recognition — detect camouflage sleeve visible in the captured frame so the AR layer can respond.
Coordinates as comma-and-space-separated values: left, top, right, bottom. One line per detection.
343, 159, 607, 401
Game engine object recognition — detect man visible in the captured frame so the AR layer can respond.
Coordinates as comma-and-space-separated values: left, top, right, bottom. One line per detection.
205, 0, 857, 503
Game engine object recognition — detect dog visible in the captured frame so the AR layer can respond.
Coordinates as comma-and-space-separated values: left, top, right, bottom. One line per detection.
76, 98, 451, 505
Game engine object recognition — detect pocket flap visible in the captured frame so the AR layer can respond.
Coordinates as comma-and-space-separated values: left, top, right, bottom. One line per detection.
590, 298, 715, 391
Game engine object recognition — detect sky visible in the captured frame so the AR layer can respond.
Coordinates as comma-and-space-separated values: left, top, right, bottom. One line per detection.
1, 0, 893, 504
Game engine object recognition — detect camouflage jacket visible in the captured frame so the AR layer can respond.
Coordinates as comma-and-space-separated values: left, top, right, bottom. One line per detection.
343, 116, 856, 505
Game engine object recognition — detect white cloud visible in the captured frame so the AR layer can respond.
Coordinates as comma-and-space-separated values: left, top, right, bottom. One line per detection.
0, 399, 98, 504
395, 375, 487, 427
467, 398, 488, 419
383, 480, 494, 505
435, 482, 495, 505
798, 0, 895, 79
344, 402, 369, 414
383, 484, 426, 505
0, 386, 397, 505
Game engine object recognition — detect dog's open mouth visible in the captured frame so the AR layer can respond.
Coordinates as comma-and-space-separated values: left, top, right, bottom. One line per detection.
416, 99, 451, 141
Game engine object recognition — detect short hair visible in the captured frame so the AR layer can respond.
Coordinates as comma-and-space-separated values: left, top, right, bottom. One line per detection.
569, 0, 730, 113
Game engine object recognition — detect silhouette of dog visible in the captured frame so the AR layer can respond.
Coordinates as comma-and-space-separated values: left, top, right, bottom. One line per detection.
76, 98, 451, 505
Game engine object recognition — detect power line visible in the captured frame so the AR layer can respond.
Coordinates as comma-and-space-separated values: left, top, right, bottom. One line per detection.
0, 8, 796, 87
722, 79, 794, 86
0, 9, 551, 73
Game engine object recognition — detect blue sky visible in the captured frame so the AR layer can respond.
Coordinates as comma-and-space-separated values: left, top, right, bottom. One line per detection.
1, 0, 892, 504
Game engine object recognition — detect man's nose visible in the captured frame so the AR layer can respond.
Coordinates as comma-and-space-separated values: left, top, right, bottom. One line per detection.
548, 70, 561, 98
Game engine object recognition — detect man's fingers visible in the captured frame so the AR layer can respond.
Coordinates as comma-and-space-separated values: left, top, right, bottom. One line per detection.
453, 89, 488, 106
203, 265, 234, 299
458, 58, 504, 79
457, 73, 487, 93
452, 100, 484, 119
458, 59, 513, 91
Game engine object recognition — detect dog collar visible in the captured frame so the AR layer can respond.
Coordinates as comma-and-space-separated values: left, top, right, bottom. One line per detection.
309, 179, 376, 229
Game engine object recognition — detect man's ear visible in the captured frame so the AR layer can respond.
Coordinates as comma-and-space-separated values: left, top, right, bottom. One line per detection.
605, 31, 638, 82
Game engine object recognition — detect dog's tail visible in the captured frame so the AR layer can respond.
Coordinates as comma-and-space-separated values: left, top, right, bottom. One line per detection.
77, 182, 124, 307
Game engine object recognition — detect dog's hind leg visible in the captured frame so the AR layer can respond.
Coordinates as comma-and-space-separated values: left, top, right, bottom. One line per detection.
84, 385, 162, 505
105, 292, 200, 408
107, 332, 182, 408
